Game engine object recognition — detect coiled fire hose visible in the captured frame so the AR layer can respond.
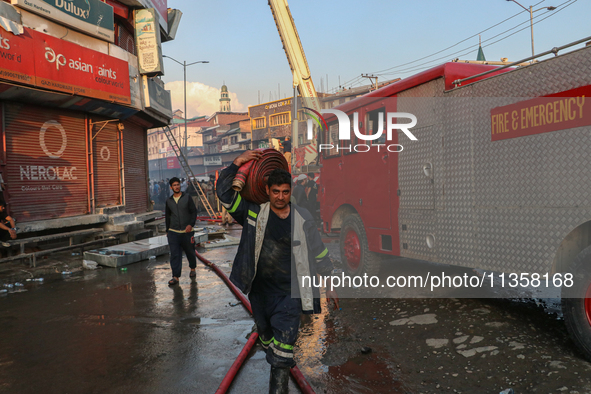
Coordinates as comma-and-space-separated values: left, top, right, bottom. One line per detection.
195, 251, 315, 394
231, 148, 289, 205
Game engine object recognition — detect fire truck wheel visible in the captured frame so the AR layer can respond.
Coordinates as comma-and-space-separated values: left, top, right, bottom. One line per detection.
561, 245, 591, 362
339, 214, 381, 277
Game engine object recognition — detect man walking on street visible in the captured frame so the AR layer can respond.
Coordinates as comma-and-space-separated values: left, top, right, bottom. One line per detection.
282, 136, 292, 164
217, 151, 338, 393
165, 177, 198, 286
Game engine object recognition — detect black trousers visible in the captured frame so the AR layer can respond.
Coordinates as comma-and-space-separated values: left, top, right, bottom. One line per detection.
167, 231, 197, 278
249, 293, 301, 368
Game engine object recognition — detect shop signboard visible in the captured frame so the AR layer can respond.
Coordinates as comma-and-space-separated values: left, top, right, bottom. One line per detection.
11, 0, 115, 42
0, 28, 131, 105
135, 8, 163, 75
139, 0, 167, 31
204, 155, 222, 166
142, 75, 172, 118
166, 156, 179, 169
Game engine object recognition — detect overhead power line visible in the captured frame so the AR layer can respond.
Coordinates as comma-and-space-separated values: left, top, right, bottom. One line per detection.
373, 0, 577, 77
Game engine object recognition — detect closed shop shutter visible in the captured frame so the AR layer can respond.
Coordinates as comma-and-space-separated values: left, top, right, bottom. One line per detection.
123, 121, 148, 213
3, 103, 89, 222
91, 118, 121, 208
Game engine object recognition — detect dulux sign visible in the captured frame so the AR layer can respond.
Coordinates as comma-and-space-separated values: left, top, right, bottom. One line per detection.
12, 0, 115, 42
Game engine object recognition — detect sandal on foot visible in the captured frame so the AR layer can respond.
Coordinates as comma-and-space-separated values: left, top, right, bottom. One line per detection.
189, 270, 196, 278
168, 278, 179, 286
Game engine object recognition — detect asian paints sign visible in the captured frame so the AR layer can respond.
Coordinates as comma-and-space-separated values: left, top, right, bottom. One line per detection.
0, 28, 130, 104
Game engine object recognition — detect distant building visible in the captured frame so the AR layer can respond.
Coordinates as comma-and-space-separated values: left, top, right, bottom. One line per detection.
248, 97, 295, 149
147, 112, 210, 161
220, 84, 231, 112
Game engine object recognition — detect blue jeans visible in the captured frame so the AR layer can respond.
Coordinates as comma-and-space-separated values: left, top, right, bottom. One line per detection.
167, 231, 197, 278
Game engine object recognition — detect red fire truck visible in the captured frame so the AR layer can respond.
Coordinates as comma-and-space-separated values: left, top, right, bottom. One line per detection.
318, 43, 591, 359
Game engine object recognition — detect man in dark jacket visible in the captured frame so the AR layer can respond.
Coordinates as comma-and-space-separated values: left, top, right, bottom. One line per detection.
216, 151, 338, 394
165, 177, 197, 286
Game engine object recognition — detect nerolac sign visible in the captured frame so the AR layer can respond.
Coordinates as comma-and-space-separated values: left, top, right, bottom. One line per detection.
11, 0, 115, 42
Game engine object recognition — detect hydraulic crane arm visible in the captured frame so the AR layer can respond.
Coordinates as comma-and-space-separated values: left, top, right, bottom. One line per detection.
268, 0, 322, 166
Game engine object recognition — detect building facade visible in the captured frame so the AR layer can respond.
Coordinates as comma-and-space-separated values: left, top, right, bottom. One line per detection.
0, 0, 179, 224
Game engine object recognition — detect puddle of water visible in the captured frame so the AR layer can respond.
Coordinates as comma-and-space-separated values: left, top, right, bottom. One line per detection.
181, 317, 219, 325
327, 354, 404, 394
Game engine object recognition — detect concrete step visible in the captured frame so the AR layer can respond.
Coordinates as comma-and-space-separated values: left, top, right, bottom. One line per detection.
129, 229, 153, 242
107, 213, 136, 225
84, 235, 169, 268
97, 205, 126, 215
103, 221, 144, 232
20, 214, 108, 233
118, 228, 154, 243
135, 210, 163, 223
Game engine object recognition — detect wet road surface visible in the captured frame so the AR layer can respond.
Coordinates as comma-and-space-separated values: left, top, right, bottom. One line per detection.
1, 228, 591, 393
0, 245, 292, 393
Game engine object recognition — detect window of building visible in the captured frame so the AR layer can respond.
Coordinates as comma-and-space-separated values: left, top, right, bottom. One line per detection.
252, 117, 266, 130
161, 143, 164, 149
231, 136, 238, 144
269, 112, 290, 127
115, 20, 136, 55
222, 138, 228, 145
297, 110, 307, 121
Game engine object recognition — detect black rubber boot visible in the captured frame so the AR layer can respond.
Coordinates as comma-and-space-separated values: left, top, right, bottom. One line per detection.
269, 366, 290, 394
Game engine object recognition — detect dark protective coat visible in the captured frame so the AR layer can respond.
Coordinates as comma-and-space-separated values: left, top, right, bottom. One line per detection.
216, 163, 333, 314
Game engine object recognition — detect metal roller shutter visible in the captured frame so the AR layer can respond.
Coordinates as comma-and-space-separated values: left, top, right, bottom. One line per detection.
123, 121, 148, 213
3, 102, 89, 222
91, 118, 121, 208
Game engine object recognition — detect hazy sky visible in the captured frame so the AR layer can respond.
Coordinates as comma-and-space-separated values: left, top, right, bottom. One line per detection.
161, 0, 590, 117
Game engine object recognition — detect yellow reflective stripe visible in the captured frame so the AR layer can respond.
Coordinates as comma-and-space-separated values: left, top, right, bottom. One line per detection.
228, 194, 242, 213
273, 338, 293, 350
260, 336, 273, 345
316, 248, 328, 259
248, 210, 258, 219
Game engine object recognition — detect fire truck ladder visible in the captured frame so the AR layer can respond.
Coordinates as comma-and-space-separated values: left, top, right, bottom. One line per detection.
163, 126, 216, 219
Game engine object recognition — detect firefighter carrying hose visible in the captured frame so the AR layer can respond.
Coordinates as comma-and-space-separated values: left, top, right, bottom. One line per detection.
216, 150, 339, 393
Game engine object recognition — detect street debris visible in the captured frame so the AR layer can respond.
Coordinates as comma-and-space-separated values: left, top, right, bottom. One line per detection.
203, 235, 240, 249
82, 260, 99, 270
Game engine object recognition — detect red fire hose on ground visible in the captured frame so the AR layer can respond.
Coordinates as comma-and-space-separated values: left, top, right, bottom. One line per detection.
195, 251, 315, 394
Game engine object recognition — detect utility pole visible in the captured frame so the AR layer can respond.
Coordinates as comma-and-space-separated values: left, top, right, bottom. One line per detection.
162, 55, 209, 156
361, 74, 378, 91
506, 1, 557, 63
